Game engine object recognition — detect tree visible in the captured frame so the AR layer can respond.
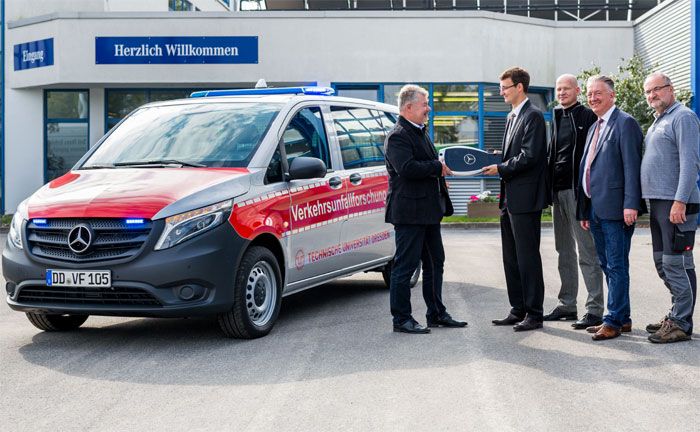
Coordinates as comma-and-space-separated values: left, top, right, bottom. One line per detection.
577, 54, 693, 134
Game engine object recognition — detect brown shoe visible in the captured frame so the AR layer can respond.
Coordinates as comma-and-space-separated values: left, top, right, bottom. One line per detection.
586, 322, 632, 333
646, 317, 666, 334
592, 324, 622, 340
648, 319, 691, 344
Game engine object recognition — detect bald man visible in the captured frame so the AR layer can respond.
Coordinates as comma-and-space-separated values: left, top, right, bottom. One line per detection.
543, 74, 605, 330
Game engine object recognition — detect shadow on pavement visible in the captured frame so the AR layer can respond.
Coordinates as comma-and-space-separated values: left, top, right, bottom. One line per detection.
17, 279, 700, 390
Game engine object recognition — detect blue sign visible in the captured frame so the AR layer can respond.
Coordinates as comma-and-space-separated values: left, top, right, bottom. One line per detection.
14, 38, 54, 71
95, 36, 258, 64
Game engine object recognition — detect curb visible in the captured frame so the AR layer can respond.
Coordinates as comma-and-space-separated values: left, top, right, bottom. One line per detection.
0, 222, 650, 234
442, 222, 553, 230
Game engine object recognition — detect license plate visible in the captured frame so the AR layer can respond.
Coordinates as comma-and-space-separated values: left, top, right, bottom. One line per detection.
46, 269, 111, 288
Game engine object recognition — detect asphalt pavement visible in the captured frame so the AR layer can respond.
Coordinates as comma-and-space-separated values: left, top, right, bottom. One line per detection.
0, 229, 697, 431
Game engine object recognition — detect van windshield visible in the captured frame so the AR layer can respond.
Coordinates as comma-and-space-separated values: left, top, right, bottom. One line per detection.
82, 102, 281, 168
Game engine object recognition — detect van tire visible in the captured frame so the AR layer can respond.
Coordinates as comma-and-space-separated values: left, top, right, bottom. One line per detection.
382, 260, 421, 289
218, 246, 282, 339
26, 313, 89, 331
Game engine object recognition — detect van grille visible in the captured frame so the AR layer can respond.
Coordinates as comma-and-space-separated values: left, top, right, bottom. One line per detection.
17, 285, 162, 307
26, 219, 152, 263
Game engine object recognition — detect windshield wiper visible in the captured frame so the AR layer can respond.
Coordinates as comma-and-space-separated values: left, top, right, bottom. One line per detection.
113, 159, 205, 168
79, 164, 116, 170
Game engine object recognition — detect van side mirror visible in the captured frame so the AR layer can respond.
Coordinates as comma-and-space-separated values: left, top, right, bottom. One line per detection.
287, 157, 327, 181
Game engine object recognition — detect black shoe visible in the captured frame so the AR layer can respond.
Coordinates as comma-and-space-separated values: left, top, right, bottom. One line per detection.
571, 313, 603, 330
427, 314, 467, 328
492, 313, 524, 326
543, 307, 578, 321
513, 316, 543, 332
393, 320, 431, 334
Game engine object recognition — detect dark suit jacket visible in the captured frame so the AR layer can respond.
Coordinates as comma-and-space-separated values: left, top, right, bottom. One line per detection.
497, 100, 549, 214
384, 116, 453, 225
576, 107, 645, 221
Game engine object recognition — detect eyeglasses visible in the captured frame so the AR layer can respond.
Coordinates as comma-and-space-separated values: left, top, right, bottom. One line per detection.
499, 84, 517, 91
644, 84, 671, 95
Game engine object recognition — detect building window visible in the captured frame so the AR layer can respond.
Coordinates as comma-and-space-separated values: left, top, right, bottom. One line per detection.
169, 0, 195, 11
45, 90, 89, 182
332, 81, 553, 167
105, 89, 195, 132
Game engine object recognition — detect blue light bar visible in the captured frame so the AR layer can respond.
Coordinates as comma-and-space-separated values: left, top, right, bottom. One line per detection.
190, 86, 335, 98
33, 218, 48, 226
125, 218, 145, 225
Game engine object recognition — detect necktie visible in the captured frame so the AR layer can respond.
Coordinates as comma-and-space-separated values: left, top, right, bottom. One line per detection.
585, 119, 605, 195
505, 113, 516, 144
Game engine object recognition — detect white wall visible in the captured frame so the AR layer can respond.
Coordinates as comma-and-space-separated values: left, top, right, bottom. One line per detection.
6, 11, 635, 89
7, 0, 105, 21
89, 88, 105, 146
4, 89, 45, 211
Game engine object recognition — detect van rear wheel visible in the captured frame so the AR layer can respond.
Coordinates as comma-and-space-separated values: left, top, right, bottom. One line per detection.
218, 246, 282, 339
26, 313, 89, 331
382, 259, 421, 289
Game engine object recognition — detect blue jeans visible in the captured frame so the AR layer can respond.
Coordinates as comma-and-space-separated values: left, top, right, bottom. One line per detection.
588, 207, 635, 330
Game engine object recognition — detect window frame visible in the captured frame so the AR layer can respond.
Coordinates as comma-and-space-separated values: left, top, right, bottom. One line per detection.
278, 104, 331, 175
44, 89, 90, 183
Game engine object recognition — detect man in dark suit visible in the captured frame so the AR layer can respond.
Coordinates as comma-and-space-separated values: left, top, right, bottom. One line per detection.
483, 67, 549, 332
385, 84, 467, 334
577, 75, 644, 341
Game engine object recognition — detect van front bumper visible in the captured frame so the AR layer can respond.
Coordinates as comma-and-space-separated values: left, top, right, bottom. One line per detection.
3, 222, 249, 318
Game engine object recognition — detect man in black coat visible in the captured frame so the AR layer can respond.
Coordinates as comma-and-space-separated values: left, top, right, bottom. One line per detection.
483, 67, 549, 332
385, 84, 467, 334
543, 74, 604, 330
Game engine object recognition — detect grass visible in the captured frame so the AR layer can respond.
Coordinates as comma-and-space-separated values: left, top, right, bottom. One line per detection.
1, 214, 12, 226
443, 214, 553, 223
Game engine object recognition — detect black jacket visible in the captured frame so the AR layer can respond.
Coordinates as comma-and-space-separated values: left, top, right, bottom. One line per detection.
384, 116, 453, 225
497, 100, 549, 213
548, 102, 597, 196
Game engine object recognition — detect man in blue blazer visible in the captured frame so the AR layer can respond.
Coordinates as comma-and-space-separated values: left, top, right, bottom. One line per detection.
576, 75, 645, 341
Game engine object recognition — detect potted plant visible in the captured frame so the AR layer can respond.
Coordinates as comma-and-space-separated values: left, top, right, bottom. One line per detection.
467, 191, 501, 218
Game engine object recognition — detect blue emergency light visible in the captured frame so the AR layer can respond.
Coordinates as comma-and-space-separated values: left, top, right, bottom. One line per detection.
33, 219, 48, 226
125, 218, 145, 227
189, 86, 335, 98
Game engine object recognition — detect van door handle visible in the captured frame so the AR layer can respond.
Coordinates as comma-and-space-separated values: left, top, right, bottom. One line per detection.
349, 173, 362, 185
328, 176, 343, 189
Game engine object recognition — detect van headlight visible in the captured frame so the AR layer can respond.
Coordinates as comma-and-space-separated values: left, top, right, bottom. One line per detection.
8, 201, 28, 250
154, 199, 233, 250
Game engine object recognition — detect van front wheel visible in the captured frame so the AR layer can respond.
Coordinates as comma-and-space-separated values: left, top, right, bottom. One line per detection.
218, 246, 282, 339
26, 313, 89, 331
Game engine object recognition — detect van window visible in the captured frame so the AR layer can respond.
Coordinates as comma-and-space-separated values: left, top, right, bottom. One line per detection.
282, 107, 330, 168
331, 107, 387, 169
82, 102, 281, 168
379, 111, 397, 134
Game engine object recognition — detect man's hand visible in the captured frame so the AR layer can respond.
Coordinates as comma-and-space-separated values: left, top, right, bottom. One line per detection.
623, 208, 638, 226
441, 162, 453, 177
580, 220, 589, 231
670, 200, 687, 224
482, 164, 499, 176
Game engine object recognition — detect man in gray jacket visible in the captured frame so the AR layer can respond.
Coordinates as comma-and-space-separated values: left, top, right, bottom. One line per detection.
641, 72, 700, 343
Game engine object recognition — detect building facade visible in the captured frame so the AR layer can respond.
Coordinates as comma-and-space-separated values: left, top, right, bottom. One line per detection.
1, 0, 694, 213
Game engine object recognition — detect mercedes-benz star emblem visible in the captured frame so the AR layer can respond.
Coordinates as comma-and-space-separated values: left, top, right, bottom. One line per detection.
464, 154, 477, 165
67, 224, 93, 254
